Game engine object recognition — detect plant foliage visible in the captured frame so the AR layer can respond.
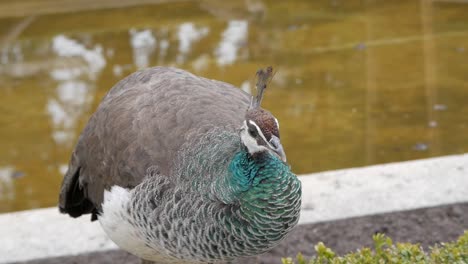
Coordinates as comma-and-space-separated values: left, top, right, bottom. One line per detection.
282, 231, 468, 264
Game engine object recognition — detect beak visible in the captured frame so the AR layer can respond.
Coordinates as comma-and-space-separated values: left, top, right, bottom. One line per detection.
269, 135, 287, 162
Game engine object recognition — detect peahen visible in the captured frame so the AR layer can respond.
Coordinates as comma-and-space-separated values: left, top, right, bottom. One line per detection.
59, 66, 302, 263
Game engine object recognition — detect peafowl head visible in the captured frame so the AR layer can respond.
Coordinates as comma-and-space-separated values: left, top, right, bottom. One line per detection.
240, 67, 287, 162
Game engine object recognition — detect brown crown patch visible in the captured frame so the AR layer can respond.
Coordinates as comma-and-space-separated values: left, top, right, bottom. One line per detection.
246, 109, 280, 141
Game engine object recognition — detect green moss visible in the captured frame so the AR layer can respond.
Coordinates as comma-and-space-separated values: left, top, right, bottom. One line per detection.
282, 231, 468, 264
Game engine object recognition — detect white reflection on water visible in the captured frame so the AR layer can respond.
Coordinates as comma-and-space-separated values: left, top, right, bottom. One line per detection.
47, 35, 106, 146
11, 45, 23, 63
130, 29, 156, 69
191, 54, 210, 72
158, 27, 170, 62
159, 39, 169, 60
0, 44, 23, 65
0, 167, 15, 201
215, 20, 248, 66
112, 64, 133, 77
240, 80, 251, 95
177, 22, 209, 63
59, 164, 68, 175
47, 81, 92, 145
51, 35, 106, 80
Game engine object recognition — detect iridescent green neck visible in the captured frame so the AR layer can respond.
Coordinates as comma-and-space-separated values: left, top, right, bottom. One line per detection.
214, 149, 299, 201
211, 149, 302, 253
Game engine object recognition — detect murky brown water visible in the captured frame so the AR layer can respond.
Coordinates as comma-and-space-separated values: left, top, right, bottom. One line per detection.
1, 0, 468, 213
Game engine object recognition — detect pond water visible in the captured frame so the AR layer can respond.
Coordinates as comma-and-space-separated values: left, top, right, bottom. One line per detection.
1, 0, 468, 213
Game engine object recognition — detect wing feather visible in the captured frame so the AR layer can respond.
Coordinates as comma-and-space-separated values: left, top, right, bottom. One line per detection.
59, 67, 250, 218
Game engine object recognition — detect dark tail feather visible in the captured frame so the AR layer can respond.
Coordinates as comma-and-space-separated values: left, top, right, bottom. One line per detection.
59, 165, 96, 220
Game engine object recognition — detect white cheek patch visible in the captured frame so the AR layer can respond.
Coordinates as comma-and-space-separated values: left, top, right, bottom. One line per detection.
247, 120, 274, 149
240, 121, 268, 154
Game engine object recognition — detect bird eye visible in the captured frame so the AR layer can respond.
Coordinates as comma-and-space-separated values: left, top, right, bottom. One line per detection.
248, 127, 258, 137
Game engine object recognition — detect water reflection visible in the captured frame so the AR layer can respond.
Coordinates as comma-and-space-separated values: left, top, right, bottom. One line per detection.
0, 0, 468, 213
51, 35, 106, 80
130, 29, 156, 69
215, 20, 248, 65
0, 167, 15, 201
47, 35, 105, 146
240, 80, 251, 94
47, 81, 91, 145
158, 29, 170, 63
177, 23, 209, 64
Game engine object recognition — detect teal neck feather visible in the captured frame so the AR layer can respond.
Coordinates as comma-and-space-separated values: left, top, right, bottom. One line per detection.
214, 149, 297, 203
213, 148, 302, 250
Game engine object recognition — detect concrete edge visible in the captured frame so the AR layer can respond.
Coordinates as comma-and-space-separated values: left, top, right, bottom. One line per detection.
1, 153, 467, 263
299, 153, 468, 224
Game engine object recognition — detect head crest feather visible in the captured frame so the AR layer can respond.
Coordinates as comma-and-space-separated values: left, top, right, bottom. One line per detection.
250, 66, 274, 109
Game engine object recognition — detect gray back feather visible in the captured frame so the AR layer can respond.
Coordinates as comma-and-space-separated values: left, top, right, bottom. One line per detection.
60, 67, 250, 210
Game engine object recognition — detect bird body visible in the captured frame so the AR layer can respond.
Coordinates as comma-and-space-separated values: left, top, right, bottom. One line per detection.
59, 67, 301, 263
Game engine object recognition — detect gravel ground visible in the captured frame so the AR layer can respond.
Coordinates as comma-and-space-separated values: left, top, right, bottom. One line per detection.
14, 202, 468, 264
